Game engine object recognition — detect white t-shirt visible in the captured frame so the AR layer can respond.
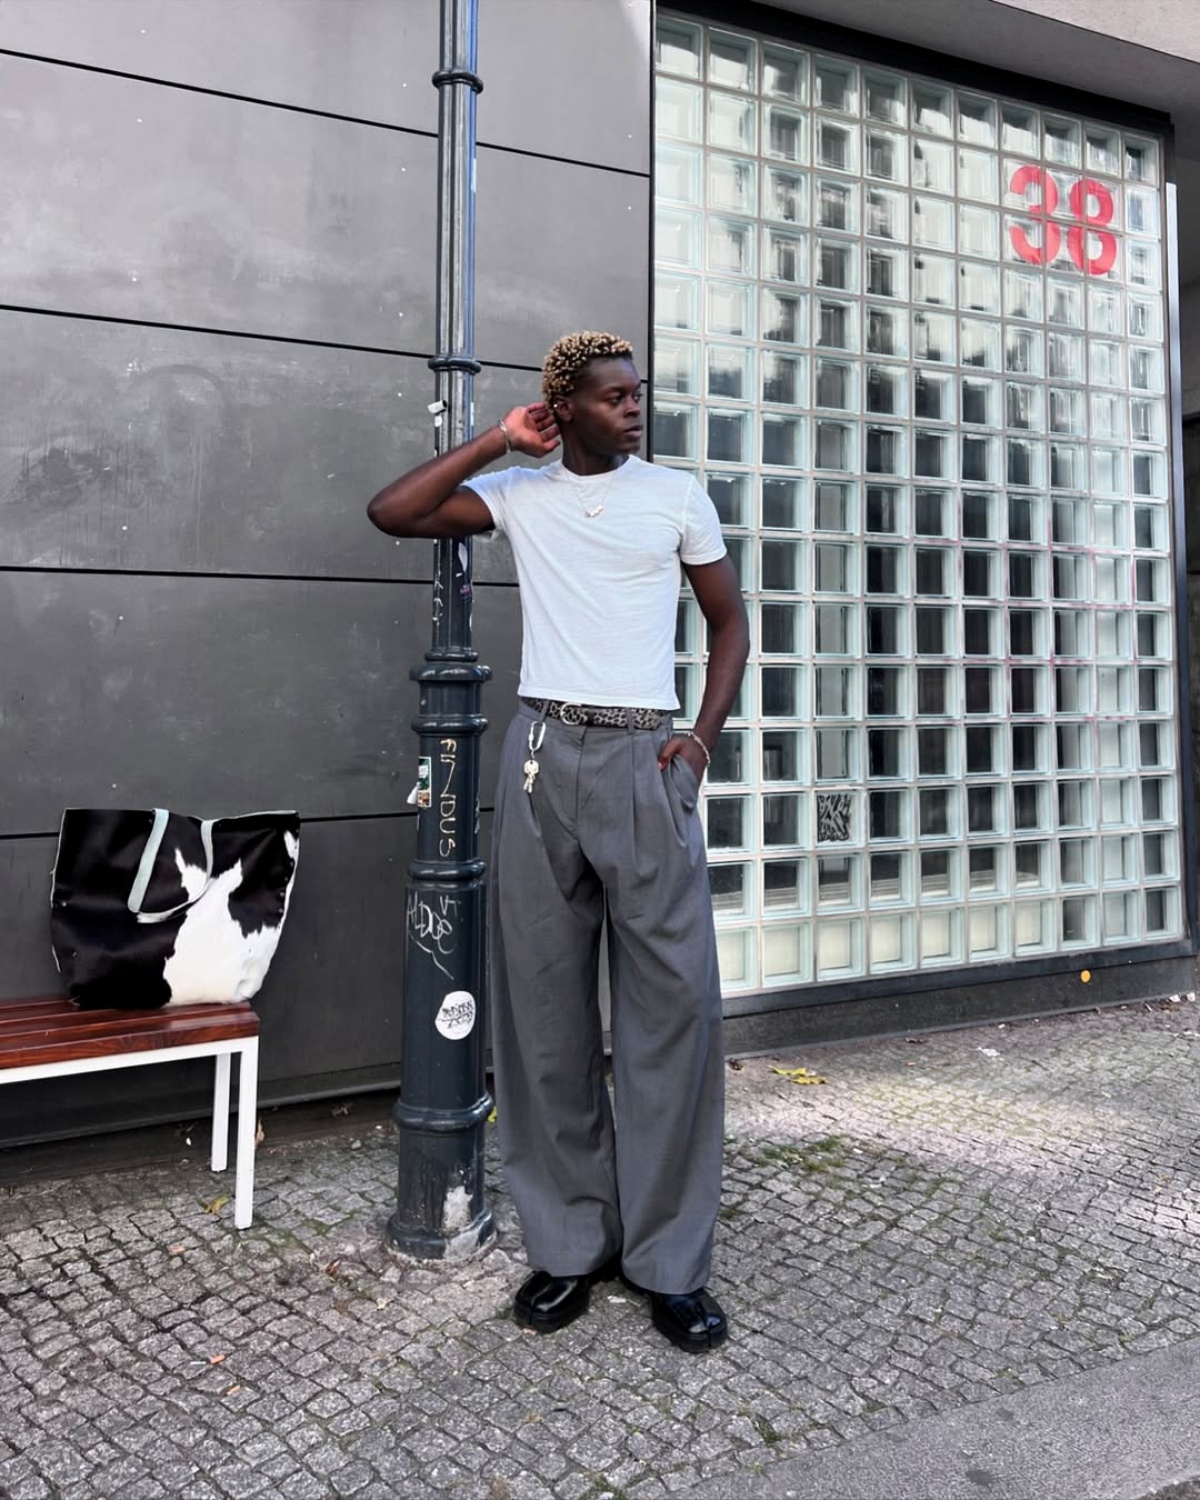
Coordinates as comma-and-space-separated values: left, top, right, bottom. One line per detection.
465, 456, 726, 709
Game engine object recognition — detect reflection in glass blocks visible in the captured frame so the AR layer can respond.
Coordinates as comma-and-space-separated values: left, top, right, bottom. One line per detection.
818, 854, 856, 907
709, 862, 749, 915
764, 729, 801, 781
657, 15, 1180, 990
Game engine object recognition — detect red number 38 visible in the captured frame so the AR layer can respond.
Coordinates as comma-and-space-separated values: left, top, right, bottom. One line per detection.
1008, 164, 1117, 276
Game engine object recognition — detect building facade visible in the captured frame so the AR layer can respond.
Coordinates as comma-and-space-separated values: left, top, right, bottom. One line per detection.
0, 0, 1196, 1142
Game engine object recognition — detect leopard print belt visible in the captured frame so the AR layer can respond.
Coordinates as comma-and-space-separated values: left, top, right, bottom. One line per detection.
521, 697, 667, 730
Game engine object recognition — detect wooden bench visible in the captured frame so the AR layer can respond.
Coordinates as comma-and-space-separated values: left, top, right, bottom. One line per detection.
0, 997, 260, 1228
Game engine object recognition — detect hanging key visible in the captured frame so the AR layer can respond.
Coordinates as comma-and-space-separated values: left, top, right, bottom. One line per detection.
523, 719, 547, 795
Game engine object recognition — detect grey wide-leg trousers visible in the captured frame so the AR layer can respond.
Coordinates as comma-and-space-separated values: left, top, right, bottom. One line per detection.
489, 701, 725, 1295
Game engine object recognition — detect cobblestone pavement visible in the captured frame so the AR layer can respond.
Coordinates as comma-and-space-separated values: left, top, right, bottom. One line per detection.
3, 996, 1200, 1499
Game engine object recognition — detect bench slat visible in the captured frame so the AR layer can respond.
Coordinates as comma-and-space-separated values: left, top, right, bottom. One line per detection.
0, 1000, 257, 1035
0, 997, 84, 1023
0, 996, 259, 1070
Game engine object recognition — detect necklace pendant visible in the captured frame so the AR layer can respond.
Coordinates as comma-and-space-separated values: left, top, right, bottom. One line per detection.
585, 502, 605, 519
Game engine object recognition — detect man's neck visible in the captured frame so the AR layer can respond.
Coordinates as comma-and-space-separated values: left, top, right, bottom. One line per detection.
561, 443, 629, 477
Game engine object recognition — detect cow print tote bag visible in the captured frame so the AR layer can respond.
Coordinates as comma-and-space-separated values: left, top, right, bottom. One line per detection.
50, 808, 300, 1010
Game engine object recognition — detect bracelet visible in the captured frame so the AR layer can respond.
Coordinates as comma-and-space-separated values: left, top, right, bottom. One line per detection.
497, 418, 512, 453
684, 729, 712, 768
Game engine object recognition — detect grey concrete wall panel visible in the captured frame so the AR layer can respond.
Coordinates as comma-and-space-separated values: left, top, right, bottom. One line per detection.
0, 55, 650, 419
259, 808, 486, 1086
476, 148, 652, 370
0, 0, 653, 169
240, 816, 405, 1083
0, 313, 530, 585
0, 53, 436, 349
0, 571, 521, 835
477, 0, 652, 174
0, 839, 61, 999
0, 0, 439, 133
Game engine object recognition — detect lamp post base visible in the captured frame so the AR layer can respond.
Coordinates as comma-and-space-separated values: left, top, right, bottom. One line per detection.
386, 1091, 496, 1262
385, 1207, 496, 1263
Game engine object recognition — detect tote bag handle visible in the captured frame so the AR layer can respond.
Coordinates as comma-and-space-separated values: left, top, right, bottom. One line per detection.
127, 809, 217, 924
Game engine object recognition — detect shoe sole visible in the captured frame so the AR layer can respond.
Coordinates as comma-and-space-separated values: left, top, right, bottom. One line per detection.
513, 1293, 590, 1335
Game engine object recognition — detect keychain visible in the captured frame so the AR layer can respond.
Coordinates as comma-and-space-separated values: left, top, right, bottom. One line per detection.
523, 720, 546, 795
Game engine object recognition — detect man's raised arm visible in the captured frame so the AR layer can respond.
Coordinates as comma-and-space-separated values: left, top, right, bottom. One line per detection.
367, 402, 560, 539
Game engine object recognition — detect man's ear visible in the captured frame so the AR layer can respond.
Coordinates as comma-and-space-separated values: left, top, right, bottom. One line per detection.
552, 397, 572, 426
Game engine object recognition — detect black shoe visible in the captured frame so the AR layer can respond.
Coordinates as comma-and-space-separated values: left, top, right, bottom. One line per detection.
513, 1252, 622, 1335
646, 1288, 729, 1353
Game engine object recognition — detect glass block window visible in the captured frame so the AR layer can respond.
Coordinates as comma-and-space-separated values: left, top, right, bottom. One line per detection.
656, 14, 1181, 992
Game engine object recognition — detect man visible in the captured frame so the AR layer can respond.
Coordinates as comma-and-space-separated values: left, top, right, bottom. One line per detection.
367, 331, 749, 1352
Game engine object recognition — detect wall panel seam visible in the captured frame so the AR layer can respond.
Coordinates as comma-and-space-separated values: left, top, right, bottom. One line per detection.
0, 303, 431, 360
0, 303, 546, 373
478, 140, 649, 180
0, 564, 521, 589
0, 808, 497, 843
0, 47, 439, 141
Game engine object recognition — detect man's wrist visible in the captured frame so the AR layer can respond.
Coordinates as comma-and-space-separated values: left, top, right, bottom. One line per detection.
683, 729, 712, 770
470, 422, 509, 468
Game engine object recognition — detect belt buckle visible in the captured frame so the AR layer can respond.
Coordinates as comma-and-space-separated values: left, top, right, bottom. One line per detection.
559, 702, 587, 727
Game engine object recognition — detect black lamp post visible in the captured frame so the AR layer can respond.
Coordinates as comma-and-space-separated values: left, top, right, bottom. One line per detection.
386, 0, 494, 1260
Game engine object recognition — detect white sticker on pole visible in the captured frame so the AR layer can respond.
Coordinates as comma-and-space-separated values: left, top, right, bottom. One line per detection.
435, 990, 476, 1041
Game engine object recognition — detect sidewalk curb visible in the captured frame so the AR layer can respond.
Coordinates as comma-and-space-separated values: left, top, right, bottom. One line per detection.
687, 1335, 1200, 1500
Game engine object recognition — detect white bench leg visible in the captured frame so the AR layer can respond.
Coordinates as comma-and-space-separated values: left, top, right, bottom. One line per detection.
233, 1036, 259, 1230
211, 1053, 231, 1172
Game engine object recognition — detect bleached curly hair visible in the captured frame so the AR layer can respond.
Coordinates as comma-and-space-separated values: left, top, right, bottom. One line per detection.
541, 330, 636, 408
